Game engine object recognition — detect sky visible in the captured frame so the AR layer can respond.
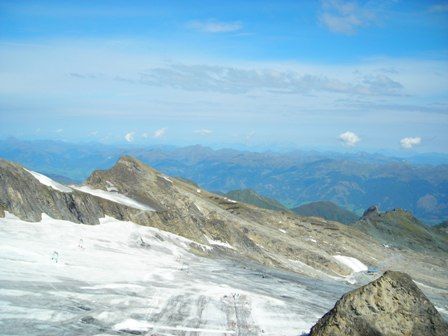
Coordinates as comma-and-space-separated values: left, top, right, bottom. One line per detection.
0, 0, 447, 152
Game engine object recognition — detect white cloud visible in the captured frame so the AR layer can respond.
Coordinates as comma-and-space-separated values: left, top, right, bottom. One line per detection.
319, 0, 377, 35
124, 132, 135, 142
153, 128, 166, 138
339, 131, 360, 146
246, 131, 255, 141
188, 20, 242, 33
195, 129, 213, 136
400, 137, 421, 149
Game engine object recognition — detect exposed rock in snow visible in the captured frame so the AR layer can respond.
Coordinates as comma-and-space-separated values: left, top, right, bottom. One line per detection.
105, 180, 118, 192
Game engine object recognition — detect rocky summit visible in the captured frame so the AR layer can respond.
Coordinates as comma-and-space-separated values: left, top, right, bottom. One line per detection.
309, 270, 448, 336
352, 205, 448, 253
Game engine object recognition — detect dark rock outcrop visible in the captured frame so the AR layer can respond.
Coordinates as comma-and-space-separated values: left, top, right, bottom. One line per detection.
309, 270, 448, 336
361, 205, 380, 219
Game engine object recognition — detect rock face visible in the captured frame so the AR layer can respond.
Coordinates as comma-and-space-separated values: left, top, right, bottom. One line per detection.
309, 271, 448, 336
362, 205, 380, 218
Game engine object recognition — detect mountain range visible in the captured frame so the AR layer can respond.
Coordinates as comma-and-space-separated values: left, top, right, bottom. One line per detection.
1, 138, 447, 225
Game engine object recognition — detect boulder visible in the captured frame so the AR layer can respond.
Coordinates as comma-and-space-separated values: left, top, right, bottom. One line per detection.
309, 270, 448, 336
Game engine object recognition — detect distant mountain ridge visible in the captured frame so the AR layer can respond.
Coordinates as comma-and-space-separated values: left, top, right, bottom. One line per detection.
352, 206, 448, 253
1, 138, 447, 224
292, 201, 359, 224
225, 189, 288, 211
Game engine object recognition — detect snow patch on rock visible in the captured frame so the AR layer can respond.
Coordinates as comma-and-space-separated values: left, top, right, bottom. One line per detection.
25, 169, 72, 193
333, 255, 368, 273
205, 236, 235, 250
71, 185, 154, 211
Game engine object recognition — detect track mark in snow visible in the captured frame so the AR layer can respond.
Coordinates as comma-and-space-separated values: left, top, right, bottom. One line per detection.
114, 319, 236, 334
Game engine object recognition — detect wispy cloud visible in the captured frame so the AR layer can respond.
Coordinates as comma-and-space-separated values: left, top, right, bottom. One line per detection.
125, 132, 135, 142
195, 129, 213, 136
319, 0, 377, 35
400, 136, 421, 149
428, 3, 448, 13
339, 131, 360, 146
187, 20, 242, 33
153, 128, 166, 138
137, 63, 403, 96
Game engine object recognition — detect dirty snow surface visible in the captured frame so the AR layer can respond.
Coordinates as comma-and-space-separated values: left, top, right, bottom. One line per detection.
0, 213, 356, 336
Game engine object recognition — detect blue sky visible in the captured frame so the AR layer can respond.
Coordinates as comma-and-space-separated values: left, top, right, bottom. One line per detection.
0, 0, 447, 152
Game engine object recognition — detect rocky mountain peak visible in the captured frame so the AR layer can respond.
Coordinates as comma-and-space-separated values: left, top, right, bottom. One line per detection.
309, 270, 448, 336
115, 155, 147, 172
361, 205, 380, 219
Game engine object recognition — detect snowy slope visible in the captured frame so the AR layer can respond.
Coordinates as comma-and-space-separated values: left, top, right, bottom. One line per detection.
71, 185, 154, 211
25, 169, 73, 193
0, 212, 351, 336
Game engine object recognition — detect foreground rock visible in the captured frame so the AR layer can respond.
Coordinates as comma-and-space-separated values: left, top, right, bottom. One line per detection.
309, 270, 448, 336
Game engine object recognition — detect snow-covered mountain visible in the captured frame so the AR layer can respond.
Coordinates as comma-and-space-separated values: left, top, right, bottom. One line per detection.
1, 156, 447, 335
